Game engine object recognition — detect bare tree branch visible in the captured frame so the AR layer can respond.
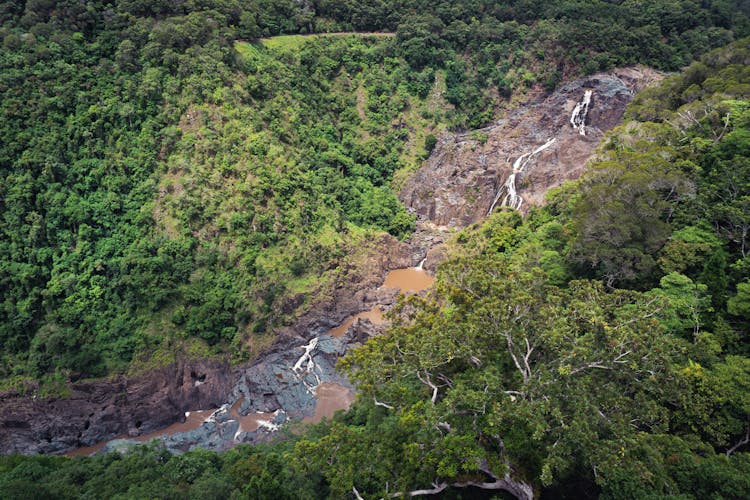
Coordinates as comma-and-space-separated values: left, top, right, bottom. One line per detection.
726, 426, 750, 457
437, 421, 452, 432
714, 113, 731, 144
374, 398, 395, 410
384, 459, 534, 500
569, 361, 612, 376
353, 485, 365, 500
389, 481, 448, 497
506, 335, 529, 383
437, 373, 454, 388
416, 370, 439, 405
522, 337, 534, 378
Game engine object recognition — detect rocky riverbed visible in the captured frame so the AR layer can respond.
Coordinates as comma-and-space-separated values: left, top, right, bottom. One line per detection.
0, 249, 434, 456
96, 332, 359, 455
0, 67, 660, 457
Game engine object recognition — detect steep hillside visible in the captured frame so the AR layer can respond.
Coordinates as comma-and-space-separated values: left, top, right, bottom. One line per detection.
0, 63, 663, 456
1, 37, 749, 500
292, 38, 750, 499
2, 2, 750, 498
1, 0, 748, 389
401, 67, 662, 227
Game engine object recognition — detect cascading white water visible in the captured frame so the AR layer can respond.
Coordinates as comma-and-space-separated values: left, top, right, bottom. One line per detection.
205, 404, 231, 423
570, 89, 593, 135
255, 410, 282, 432
415, 257, 426, 271
292, 337, 321, 392
292, 337, 318, 373
487, 138, 557, 215
256, 418, 281, 432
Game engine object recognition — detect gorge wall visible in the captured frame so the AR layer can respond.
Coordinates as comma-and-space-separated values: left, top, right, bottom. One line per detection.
0, 358, 233, 455
400, 67, 662, 228
0, 67, 661, 456
0, 235, 413, 455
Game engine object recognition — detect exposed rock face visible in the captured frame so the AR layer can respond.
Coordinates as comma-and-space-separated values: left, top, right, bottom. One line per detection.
0, 68, 660, 457
234, 335, 350, 422
278, 232, 413, 338
0, 234, 412, 456
99, 332, 363, 455
0, 358, 233, 455
400, 67, 662, 227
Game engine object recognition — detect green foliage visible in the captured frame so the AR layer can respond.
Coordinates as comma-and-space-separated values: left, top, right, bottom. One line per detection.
423, 133, 437, 155
287, 38, 750, 498
0, 14, 435, 379
2, 4, 750, 500
565, 120, 703, 288
728, 281, 750, 318
651, 272, 711, 339
658, 225, 722, 276
334, 257, 685, 493
0, 442, 323, 500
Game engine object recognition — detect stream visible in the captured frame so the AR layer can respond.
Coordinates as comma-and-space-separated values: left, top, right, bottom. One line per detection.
570, 89, 593, 135
67, 260, 435, 456
302, 383, 356, 423
329, 306, 384, 337
65, 409, 217, 457
488, 138, 557, 214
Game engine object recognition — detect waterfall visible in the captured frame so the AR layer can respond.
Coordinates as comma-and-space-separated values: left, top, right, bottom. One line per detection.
256, 418, 280, 432
257, 410, 283, 432
206, 403, 231, 423
415, 258, 426, 271
570, 89, 593, 136
292, 337, 321, 392
487, 138, 557, 215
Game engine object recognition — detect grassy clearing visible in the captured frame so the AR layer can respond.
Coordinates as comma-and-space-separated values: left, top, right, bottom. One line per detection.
234, 40, 264, 59
391, 71, 452, 191
258, 32, 394, 51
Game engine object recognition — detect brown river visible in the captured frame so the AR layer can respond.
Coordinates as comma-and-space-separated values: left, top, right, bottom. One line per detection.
328, 264, 434, 337
66, 409, 217, 457
382, 266, 434, 293
303, 382, 356, 423
329, 305, 384, 337
67, 264, 433, 456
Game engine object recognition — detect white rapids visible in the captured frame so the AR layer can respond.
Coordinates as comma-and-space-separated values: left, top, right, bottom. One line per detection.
570, 89, 593, 136
487, 138, 557, 214
292, 337, 322, 393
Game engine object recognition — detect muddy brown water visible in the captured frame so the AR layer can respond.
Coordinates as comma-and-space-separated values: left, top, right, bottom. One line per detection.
66, 400, 281, 457
134, 410, 215, 441
65, 409, 216, 457
382, 267, 434, 293
67, 266, 432, 456
329, 305, 384, 337
65, 437, 117, 457
237, 412, 276, 432
302, 382, 355, 424
328, 266, 433, 337
230, 397, 276, 433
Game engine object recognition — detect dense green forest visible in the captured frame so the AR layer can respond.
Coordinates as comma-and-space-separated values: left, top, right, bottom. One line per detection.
320, 40, 750, 497
2, 0, 749, 386
2, 0, 750, 498
3, 37, 750, 499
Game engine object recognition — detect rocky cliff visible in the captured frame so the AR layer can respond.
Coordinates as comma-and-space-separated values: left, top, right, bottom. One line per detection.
0, 358, 233, 455
0, 234, 412, 456
400, 67, 662, 228
0, 67, 661, 457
